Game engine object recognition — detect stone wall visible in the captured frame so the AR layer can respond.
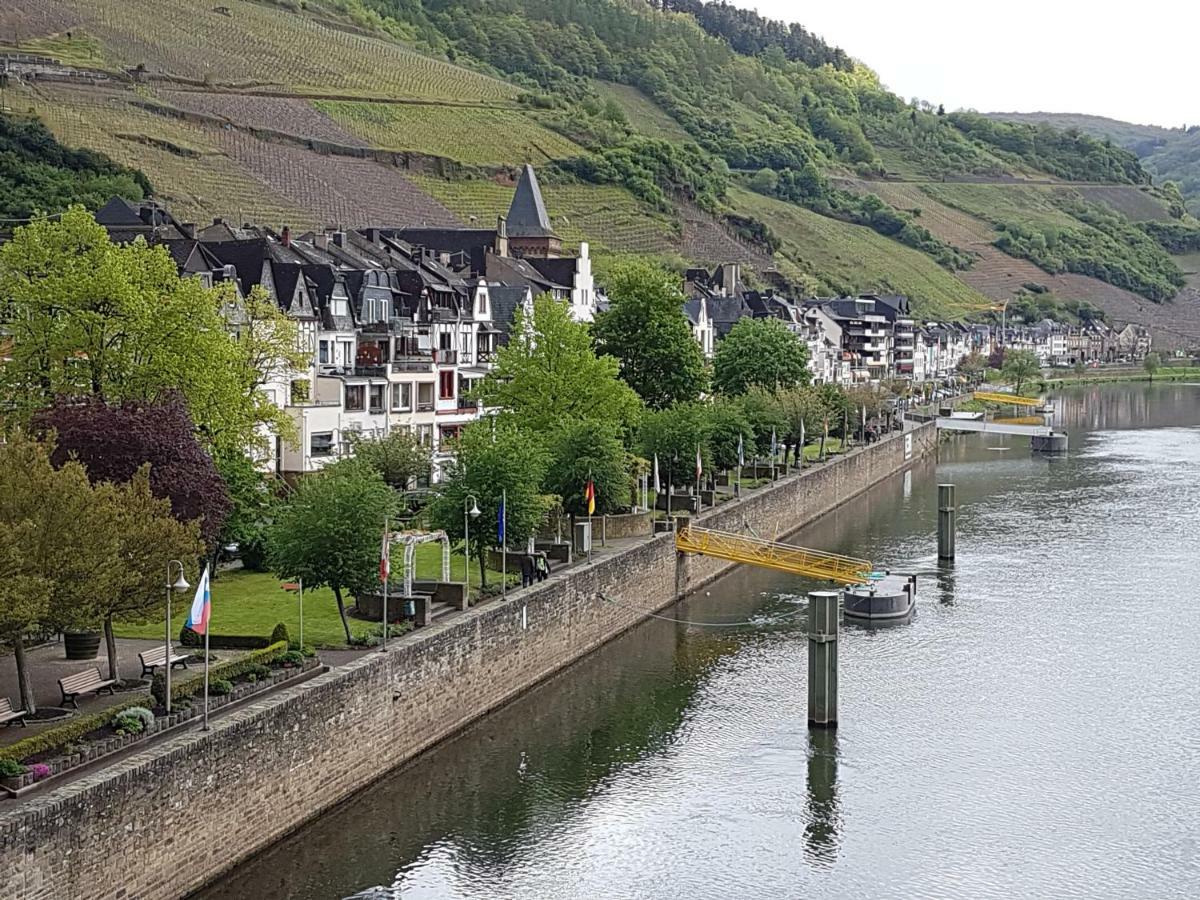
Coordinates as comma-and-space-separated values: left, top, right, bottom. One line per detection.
0, 424, 933, 900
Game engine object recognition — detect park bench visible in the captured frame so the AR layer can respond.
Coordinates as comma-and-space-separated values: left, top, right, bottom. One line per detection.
138, 644, 190, 677
0, 697, 28, 727
58, 667, 117, 709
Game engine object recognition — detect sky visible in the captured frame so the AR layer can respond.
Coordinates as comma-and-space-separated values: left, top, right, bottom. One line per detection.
743, 0, 1195, 128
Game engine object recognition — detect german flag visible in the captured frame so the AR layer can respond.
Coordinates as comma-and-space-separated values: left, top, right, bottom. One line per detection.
585, 479, 596, 516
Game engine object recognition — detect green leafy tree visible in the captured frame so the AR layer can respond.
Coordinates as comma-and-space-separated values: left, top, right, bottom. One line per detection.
214, 448, 276, 571
475, 294, 643, 438
0, 521, 52, 715
957, 352, 987, 384
429, 420, 551, 588
592, 260, 708, 409
737, 386, 787, 455
712, 317, 810, 395
1143, 351, 1161, 381
638, 402, 711, 489
0, 209, 306, 458
544, 420, 631, 517
92, 469, 204, 682
348, 429, 431, 489
775, 385, 827, 464
267, 461, 397, 643
706, 398, 754, 472
1001, 349, 1042, 395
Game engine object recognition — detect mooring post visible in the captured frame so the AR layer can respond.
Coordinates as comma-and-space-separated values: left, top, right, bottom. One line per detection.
807, 590, 839, 728
937, 483, 956, 561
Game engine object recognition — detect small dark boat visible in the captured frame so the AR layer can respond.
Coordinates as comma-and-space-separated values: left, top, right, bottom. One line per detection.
843, 573, 916, 622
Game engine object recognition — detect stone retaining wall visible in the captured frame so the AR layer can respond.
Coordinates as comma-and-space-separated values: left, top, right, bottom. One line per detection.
0, 424, 933, 900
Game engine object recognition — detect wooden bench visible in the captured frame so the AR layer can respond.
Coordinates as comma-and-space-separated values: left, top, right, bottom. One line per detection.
138, 644, 190, 677
58, 667, 117, 709
0, 698, 28, 728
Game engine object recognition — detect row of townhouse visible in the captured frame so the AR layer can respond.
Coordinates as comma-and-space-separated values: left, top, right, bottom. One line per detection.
680, 266, 1152, 385
92, 165, 594, 480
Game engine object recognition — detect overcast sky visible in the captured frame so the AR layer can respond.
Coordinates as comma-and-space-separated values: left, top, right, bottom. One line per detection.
743, 1, 1194, 128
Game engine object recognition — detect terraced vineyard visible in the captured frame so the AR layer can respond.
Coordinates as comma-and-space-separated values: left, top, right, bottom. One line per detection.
154, 90, 369, 147
730, 188, 988, 320
1069, 185, 1175, 222
411, 176, 679, 255
593, 82, 693, 143
57, 0, 516, 100
313, 101, 583, 165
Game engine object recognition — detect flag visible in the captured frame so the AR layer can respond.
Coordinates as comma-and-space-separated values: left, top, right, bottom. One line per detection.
737, 433, 744, 467
770, 427, 777, 458
585, 479, 596, 516
186, 566, 211, 636
653, 454, 660, 493
800, 420, 806, 449
862, 405, 867, 429
497, 495, 506, 543
695, 446, 703, 480
379, 526, 390, 583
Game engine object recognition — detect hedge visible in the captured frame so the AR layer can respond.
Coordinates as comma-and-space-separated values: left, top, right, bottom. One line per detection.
179, 625, 270, 650
152, 641, 289, 705
0, 694, 154, 763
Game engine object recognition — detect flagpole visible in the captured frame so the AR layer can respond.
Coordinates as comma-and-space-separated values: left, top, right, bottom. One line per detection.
202, 598, 210, 732
501, 489, 507, 597
799, 421, 805, 471
298, 576, 304, 651
695, 446, 701, 510
381, 516, 389, 652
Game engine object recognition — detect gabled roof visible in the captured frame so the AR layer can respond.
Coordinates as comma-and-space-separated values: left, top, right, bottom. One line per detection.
489, 285, 532, 342
203, 239, 269, 296
506, 165, 556, 239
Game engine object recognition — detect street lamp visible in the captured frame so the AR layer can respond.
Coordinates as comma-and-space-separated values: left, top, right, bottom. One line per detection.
463, 495, 481, 603
164, 560, 190, 716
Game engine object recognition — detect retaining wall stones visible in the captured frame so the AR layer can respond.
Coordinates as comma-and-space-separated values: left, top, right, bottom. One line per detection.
0, 424, 933, 900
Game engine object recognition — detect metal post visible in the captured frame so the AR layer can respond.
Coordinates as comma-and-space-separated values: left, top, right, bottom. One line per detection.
298, 577, 304, 651
202, 621, 210, 731
501, 489, 508, 596
938, 483, 956, 561
464, 503, 470, 605
381, 517, 389, 651
164, 577, 172, 716
807, 591, 839, 728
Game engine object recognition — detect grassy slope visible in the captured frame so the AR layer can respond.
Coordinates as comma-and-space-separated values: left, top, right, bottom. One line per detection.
593, 82, 694, 143
730, 187, 988, 320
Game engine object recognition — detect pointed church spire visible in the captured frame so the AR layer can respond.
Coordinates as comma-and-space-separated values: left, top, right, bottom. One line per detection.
506, 164, 556, 238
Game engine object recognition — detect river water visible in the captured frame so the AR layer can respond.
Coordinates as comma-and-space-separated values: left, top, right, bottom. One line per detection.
202, 383, 1200, 900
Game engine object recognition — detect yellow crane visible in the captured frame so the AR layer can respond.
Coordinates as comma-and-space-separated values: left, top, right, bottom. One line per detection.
675, 525, 872, 585
972, 390, 1043, 407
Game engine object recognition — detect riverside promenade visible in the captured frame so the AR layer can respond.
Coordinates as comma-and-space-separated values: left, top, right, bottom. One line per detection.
0, 421, 935, 900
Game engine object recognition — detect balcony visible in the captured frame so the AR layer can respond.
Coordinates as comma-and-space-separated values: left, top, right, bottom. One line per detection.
352, 364, 388, 378
390, 357, 433, 373
433, 349, 458, 366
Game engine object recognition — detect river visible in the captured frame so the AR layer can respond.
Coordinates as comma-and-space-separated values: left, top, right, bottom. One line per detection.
200, 383, 1200, 900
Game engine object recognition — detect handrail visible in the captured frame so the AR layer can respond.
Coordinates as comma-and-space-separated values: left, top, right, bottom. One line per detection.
972, 390, 1042, 407
675, 525, 872, 585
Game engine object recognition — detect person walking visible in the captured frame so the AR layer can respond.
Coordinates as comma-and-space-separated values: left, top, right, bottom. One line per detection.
535, 553, 550, 582
521, 553, 535, 588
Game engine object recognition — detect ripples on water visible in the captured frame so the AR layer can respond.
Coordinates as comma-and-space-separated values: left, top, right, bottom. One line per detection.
200, 386, 1200, 900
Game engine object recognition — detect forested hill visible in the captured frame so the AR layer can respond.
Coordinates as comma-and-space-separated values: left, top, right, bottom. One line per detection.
7, 0, 1200, 339
989, 112, 1200, 215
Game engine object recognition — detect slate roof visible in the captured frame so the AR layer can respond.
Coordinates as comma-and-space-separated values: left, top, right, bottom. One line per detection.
506, 165, 556, 238
489, 285, 531, 342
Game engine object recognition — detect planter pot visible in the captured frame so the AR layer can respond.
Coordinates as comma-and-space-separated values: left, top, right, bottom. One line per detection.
2, 774, 31, 791
64, 630, 103, 660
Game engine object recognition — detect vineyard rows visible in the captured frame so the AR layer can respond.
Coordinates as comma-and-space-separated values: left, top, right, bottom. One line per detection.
60, 0, 515, 101
0, 0, 79, 43
314, 101, 583, 166
154, 90, 369, 148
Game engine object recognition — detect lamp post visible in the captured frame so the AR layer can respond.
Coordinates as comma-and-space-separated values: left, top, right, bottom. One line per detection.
463, 494, 481, 603
164, 560, 190, 716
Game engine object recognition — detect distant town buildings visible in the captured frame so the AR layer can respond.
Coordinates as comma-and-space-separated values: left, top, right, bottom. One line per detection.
84, 166, 1152, 480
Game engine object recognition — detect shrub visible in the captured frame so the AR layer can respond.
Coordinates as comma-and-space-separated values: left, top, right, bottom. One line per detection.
269, 622, 290, 646
245, 663, 271, 679
0, 759, 28, 777
152, 641, 288, 705
209, 679, 233, 696
0, 695, 155, 763
29, 763, 51, 782
280, 650, 305, 666
113, 714, 145, 736
119, 706, 155, 730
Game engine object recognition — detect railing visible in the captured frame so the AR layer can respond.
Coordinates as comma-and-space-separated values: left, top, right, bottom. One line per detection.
391, 358, 432, 373
675, 525, 872, 585
353, 365, 387, 378
433, 349, 458, 365
972, 390, 1042, 407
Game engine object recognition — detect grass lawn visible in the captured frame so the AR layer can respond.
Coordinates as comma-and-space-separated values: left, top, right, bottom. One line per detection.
115, 546, 512, 648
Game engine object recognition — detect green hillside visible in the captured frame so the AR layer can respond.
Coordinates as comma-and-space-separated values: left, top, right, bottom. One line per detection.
7, 0, 1200, 332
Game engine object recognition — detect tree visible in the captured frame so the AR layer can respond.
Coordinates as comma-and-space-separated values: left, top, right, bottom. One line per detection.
1143, 351, 1161, 381
638, 402, 712, 489
957, 352, 987, 384
267, 461, 397, 643
347, 429, 432, 489
1073, 359, 1086, 377
592, 260, 708, 409
0, 209, 306, 458
0, 432, 110, 713
213, 447, 275, 571
429, 420, 551, 588
476, 295, 643, 438
92, 469, 204, 683
775, 385, 827, 464
544, 420, 631, 517
737, 386, 788, 456
712, 317, 810, 395
34, 394, 231, 549
707, 398, 754, 472
750, 167, 779, 194
1000, 349, 1042, 395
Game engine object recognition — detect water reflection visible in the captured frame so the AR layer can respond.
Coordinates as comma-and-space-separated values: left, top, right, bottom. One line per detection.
804, 729, 841, 866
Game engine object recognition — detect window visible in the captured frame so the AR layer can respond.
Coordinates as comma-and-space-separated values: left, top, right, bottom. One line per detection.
345, 385, 365, 411
369, 384, 385, 413
318, 340, 330, 365
392, 383, 412, 411
460, 331, 471, 357
416, 424, 433, 448
439, 370, 455, 400
310, 432, 334, 457
339, 341, 353, 365
417, 382, 434, 410
477, 292, 488, 315
439, 424, 462, 446
439, 331, 452, 351
290, 380, 310, 404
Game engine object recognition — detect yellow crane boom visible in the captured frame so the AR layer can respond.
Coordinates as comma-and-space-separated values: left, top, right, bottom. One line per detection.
972, 390, 1043, 407
675, 525, 872, 585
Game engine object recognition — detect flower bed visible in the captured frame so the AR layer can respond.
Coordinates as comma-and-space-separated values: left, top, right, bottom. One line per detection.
1, 644, 320, 799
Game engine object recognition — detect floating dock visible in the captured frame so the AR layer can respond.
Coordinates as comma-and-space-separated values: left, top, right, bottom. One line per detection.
843, 573, 917, 622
